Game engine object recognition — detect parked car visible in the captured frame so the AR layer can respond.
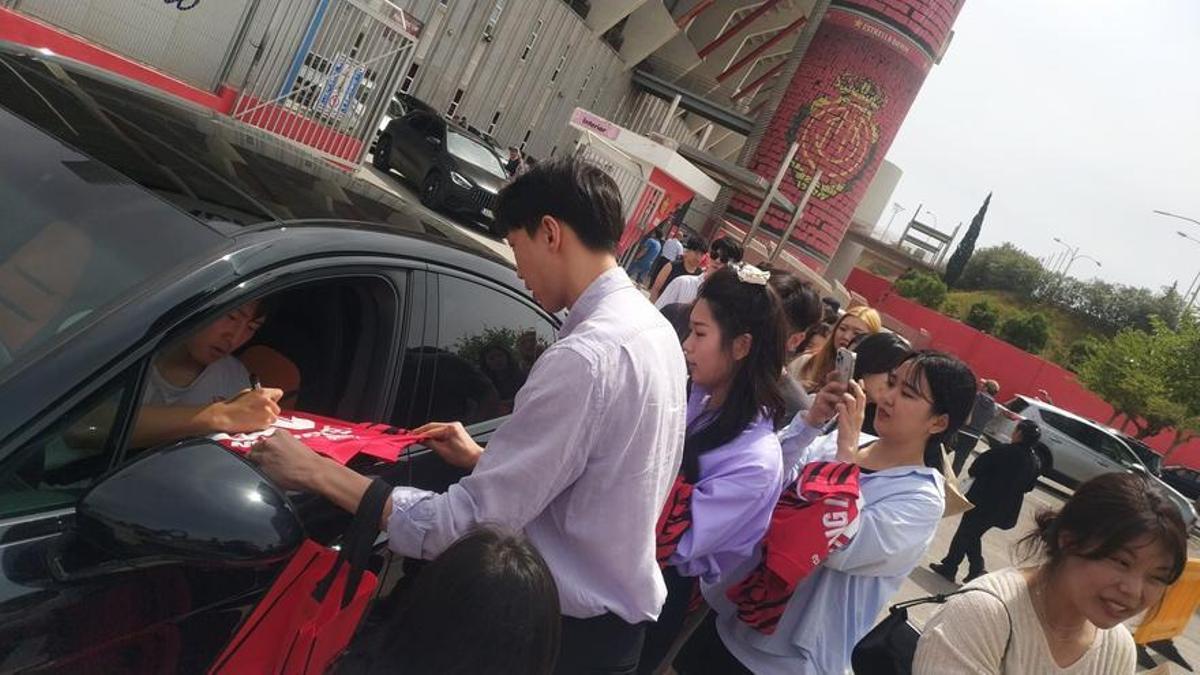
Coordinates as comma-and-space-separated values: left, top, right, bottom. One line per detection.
372, 110, 508, 221
983, 396, 1196, 524
370, 92, 436, 152
1119, 432, 1164, 476
0, 42, 558, 672
1161, 466, 1200, 500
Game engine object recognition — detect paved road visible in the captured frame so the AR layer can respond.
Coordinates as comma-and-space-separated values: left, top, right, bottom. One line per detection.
896, 447, 1200, 673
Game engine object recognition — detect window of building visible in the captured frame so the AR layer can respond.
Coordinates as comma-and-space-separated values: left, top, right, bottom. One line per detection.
447, 88, 464, 117
519, 128, 532, 151
520, 19, 544, 61
400, 62, 420, 94
483, 0, 505, 41
551, 44, 570, 82
487, 111, 502, 135
577, 64, 595, 99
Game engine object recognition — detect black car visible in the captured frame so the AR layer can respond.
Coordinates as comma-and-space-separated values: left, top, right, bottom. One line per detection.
1161, 466, 1200, 500
372, 110, 508, 221
0, 42, 557, 672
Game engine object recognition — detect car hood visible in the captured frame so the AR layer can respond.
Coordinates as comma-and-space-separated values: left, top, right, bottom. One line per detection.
449, 158, 506, 194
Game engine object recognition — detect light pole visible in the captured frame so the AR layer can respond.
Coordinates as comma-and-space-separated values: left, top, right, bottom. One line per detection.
1052, 237, 1101, 280
1049, 238, 1073, 274
1154, 209, 1200, 228
1177, 231, 1200, 312
878, 202, 906, 242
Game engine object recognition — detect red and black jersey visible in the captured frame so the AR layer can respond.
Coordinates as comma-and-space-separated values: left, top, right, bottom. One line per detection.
727, 461, 863, 634
655, 474, 695, 568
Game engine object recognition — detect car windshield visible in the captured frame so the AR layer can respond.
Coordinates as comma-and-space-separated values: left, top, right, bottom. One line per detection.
1122, 435, 1163, 474
0, 102, 222, 381
446, 131, 508, 178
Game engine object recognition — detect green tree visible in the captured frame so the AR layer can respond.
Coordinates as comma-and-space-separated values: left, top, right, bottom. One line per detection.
998, 311, 1049, 353
957, 243, 1047, 299
964, 301, 999, 333
894, 270, 947, 310
944, 192, 991, 287
1078, 317, 1200, 454
1065, 337, 1100, 372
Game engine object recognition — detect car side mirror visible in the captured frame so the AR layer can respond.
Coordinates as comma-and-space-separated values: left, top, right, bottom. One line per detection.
74, 439, 303, 567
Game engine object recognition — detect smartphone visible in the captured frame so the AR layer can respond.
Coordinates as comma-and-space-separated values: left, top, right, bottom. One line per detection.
834, 347, 857, 384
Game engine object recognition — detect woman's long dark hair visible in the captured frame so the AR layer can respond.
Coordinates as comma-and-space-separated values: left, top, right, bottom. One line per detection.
853, 332, 913, 435
368, 527, 561, 674
1019, 472, 1187, 584
682, 266, 786, 481
895, 350, 977, 471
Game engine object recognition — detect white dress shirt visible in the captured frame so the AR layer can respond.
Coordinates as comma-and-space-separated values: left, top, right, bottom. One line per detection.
386, 266, 688, 622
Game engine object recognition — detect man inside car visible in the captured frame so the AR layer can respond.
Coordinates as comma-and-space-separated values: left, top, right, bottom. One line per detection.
130, 299, 282, 447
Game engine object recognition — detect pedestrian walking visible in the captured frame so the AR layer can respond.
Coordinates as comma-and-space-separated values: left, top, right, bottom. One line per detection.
651, 231, 684, 282
650, 235, 706, 302
931, 419, 1043, 584
248, 156, 687, 675
915, 472, 1187, 674
950, 378, 1000, 476
627, 232, 663, 286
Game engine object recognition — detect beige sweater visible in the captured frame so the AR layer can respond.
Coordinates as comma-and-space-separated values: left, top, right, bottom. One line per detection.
913, 568, 1136, 674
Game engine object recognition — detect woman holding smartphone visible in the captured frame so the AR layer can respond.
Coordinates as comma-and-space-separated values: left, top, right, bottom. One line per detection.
675, 350, 977, 675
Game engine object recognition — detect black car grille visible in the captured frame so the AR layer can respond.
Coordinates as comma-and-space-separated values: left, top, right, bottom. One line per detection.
471, 188, 497, 212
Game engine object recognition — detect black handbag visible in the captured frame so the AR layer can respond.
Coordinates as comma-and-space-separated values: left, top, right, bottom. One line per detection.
851, 587, 1013, 675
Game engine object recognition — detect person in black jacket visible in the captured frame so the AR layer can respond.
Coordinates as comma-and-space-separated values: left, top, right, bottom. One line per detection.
930, 419, 1042, 583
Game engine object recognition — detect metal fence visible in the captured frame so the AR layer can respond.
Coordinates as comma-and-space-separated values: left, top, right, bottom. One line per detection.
232, 0, 417, 166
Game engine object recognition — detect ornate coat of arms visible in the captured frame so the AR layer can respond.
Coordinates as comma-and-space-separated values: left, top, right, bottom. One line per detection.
788, 74, 887, 200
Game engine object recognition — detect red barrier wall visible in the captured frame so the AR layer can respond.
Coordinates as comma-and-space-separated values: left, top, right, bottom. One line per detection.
846, 268, 1200, 467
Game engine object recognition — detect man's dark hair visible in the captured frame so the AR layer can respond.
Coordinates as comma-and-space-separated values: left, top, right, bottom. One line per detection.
709, 237, 744, 263
683, 234, 708, 252
494, 156, 623, 251
767, 271, 821, 335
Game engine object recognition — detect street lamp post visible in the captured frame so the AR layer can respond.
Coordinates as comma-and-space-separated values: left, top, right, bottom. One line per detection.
878, 202, 906, 242
1177, 231, 1200, 312
1052, 237, 1101, 281
1154, 210, 1200, 229
1049, 238, 1073, 275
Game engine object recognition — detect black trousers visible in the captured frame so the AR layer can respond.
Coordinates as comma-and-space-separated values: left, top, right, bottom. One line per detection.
951, 430, 981, 476
672, 611, 753, 675
556, 612, 649, 675
940, 509, 994, 576
637, 566, 695, 674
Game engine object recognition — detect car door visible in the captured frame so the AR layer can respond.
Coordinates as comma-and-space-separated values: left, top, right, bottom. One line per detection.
410, 116, 445, 182
387, 269, 557, 495
0, 262, 409, 672
392, 112, 429, 176
1036, 409, 1094, 484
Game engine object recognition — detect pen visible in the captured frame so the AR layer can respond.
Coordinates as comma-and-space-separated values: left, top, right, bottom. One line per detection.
250, 373, 262, 391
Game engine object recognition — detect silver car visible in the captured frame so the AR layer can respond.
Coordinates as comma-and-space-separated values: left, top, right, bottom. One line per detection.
983, 395, 1197, 525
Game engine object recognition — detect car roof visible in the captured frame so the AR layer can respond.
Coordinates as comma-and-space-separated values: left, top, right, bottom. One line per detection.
1014, 396, 1118, 435
0, 41, 497, 261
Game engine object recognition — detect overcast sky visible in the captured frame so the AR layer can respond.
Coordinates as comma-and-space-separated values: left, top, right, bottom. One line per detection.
878, 0, 1200, 293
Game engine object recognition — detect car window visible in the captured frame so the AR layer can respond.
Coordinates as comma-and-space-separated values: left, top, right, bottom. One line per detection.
1095, 433, 1135, 464
393, 274, 554, 428
446, 131, 508, 179
0, 102, 222, 382
1006, 397, 1029, 413
0, 371, 134, 519
1038, 409, 1091, 443
407, 113, 433, 134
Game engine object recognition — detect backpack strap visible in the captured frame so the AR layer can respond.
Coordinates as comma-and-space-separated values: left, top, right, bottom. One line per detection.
888, 586, 1014, 664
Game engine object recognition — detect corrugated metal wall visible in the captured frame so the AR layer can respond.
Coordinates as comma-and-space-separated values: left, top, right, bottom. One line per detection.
398, 0, 633, 159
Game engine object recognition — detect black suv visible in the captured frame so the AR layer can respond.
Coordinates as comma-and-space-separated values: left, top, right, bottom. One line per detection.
373, 111, 508, 222
0, 42, 557, 671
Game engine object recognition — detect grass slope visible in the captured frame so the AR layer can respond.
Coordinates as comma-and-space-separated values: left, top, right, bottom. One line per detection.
941, 290, 1099, 366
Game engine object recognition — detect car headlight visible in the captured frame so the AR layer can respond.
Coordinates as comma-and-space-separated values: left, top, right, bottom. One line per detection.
450, 171, 472, 189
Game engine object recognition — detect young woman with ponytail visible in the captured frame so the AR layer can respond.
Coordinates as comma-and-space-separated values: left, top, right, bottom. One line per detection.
640, 263, 789, 674
675, 350, 977, 675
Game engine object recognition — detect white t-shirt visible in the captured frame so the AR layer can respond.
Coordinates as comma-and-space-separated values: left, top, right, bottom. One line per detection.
914, 567, 1136, 674
141, 355, 250, 407
661, 237, 683, 262
654, 273, 704, 309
